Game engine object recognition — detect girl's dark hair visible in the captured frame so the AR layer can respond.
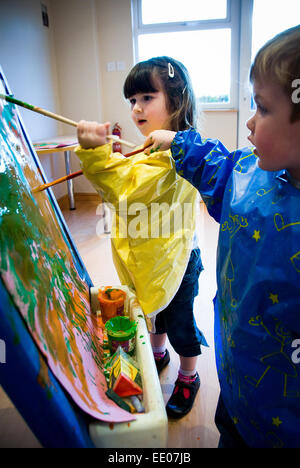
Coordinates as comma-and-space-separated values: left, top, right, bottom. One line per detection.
250, 25, 300, 122
123, 56, 198, 131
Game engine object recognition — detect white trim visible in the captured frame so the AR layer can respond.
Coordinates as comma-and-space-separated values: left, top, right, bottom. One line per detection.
237, 0, 254, 147
131, 0, 139, 64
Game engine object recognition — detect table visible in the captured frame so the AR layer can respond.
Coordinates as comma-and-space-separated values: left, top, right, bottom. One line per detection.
34, 136, 78, 210
33, 136, 110, 233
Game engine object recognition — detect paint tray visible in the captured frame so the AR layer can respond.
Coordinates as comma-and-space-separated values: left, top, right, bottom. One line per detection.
89, 285, 168, 448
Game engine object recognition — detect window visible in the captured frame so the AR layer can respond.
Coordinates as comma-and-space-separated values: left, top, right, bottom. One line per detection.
132, 0, 241, 109
140, 0, 228, 23
237, 0, 300, 147
249, 0, 300, 110
251, 0, 300, 59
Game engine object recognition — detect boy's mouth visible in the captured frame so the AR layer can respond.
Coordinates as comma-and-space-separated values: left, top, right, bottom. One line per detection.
137, 119, 147, 126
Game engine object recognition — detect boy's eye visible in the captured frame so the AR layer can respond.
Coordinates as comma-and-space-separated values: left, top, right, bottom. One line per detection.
129, 98, 136, 106
143, 95, 153, 102
256, 103, 268, 115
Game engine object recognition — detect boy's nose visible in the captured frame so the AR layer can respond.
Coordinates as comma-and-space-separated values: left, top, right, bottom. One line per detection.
246, 114, 255, 133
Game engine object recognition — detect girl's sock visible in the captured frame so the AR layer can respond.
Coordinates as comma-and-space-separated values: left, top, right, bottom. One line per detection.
178, 368, 197, 383
152, 345, 166, 360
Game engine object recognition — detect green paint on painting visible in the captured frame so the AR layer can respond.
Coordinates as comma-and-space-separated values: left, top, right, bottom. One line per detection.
0, 97, 119, 422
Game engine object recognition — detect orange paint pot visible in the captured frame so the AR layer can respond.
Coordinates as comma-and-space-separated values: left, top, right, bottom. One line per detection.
98, 287, 127, 324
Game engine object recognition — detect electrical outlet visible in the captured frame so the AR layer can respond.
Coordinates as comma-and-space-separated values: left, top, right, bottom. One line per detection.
107, 62, 116, 72
117, 61, 125, 71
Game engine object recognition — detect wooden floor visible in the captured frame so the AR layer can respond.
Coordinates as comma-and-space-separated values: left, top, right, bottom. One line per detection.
0, 194, 220, 448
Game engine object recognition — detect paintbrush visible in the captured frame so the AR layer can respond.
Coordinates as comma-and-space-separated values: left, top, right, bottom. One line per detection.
32, 142, 153, 193
0, 93, 136, 148
32, 170, 83, 193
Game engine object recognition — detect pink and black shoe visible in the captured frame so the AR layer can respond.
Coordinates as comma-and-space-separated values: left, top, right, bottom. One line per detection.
166, 372, 200, 418
155, 349, 170, 374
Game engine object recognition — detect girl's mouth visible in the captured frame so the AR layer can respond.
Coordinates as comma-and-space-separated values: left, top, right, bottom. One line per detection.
137, 119, 147, 126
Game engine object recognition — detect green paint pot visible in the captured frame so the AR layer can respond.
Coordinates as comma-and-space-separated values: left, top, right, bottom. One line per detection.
105, 316, 137, 356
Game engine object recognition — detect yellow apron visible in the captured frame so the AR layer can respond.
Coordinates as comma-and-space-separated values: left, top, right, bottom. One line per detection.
76, 144, 197, 323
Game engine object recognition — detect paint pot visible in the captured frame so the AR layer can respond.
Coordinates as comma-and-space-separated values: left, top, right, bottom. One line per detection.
105, 316, 137, 356
98, 287, 126, 324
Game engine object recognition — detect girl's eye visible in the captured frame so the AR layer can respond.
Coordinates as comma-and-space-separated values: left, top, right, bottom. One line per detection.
143, 95, 153, 102
129, 98, 136, 106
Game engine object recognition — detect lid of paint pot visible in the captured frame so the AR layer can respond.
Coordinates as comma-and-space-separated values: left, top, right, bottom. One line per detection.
105, 316, 137, 340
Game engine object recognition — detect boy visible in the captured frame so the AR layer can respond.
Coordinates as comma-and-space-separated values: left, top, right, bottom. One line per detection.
144, 26, 300, 447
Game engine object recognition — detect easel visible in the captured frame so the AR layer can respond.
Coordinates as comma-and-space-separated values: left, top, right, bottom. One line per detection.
0, 67, 167, 448
0, 68, 95, 448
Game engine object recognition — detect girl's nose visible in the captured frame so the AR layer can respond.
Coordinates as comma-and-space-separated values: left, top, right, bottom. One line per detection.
133, 102, 142, 113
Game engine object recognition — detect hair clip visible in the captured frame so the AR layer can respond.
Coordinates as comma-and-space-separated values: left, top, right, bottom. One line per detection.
182, 85, 187, 95
168, 62, 175, 78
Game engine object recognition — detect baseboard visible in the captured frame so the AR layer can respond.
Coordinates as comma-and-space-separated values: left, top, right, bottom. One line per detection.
57, 192, 102, 209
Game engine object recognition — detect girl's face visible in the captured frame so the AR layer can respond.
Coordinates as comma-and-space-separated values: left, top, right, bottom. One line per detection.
129, 88, 171, 137
247, 79, 300, 180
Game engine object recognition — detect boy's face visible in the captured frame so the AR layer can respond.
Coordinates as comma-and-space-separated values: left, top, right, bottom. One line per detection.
247, 79, 300, 180
129, 89, 171, 137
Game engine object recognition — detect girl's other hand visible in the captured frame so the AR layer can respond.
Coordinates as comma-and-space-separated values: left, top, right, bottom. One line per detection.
77, 120, 111, 149
143, 130, 176, 155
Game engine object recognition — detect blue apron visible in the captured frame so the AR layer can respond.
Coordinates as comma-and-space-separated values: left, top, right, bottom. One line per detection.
172, 129, 300, 448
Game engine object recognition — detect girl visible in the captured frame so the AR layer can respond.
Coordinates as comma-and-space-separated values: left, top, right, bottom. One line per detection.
143, 28, 300, 446
76, 56, 208, 418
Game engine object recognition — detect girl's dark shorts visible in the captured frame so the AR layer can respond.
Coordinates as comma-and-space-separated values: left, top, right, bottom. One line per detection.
153, 248, 208, 357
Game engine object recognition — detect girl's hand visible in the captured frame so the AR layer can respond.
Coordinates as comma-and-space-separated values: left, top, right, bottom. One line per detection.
77, 120, 111, 149
143, 130, 176, 155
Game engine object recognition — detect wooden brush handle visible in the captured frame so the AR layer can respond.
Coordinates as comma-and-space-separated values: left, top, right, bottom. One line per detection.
32, 170, 83, 193
0, 94, 136, 148
33, 143, 154, 192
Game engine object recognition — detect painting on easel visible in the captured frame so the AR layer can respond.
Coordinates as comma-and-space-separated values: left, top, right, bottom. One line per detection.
0, 68, 134, 424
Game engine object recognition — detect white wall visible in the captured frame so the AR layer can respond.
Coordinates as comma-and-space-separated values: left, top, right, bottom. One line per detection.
50, 0, 104, 194
95, 0, 143, 146
0, 0, 69, 199
51, 0, 103, 125
0, 0, 60, 140
202, 111, 237, 151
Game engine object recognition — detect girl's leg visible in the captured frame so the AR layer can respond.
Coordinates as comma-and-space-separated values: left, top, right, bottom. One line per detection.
178, 355, 198, 383
150, 332, 167, 350
163, 248, 204, 417
179, 355, 198, 373
150, 332, 170, 373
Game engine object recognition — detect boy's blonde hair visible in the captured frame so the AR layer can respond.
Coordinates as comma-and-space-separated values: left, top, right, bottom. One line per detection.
250, 25, 300, 122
